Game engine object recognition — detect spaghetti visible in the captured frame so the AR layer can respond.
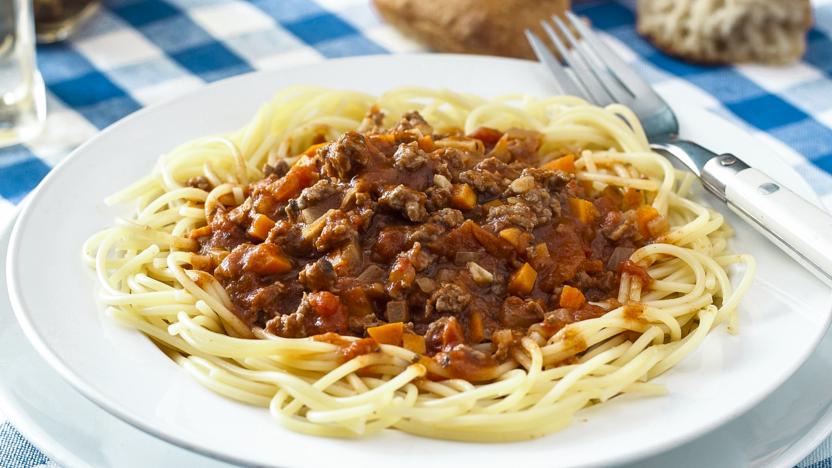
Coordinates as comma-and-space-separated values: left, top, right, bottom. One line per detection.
84, 87, 755, 441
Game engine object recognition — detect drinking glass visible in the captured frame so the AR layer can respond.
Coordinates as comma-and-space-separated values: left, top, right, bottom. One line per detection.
0, 0, 47, 148
34, 0, 100, 44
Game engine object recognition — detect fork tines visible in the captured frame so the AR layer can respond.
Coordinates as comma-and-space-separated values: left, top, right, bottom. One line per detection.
525, 11, 657, 108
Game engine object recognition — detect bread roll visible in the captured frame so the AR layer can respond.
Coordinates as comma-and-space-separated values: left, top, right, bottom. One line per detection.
372, 0, 571, 59
637, 0, 812, 65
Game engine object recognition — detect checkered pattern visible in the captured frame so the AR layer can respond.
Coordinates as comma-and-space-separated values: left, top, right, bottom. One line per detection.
1, 0, 832, 466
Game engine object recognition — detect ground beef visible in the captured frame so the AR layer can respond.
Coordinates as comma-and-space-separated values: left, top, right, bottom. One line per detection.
407, 222, 445, 244
394, 111, 433, 136
266, 309, 307, 337
315, 212, 356, 253
297, 179, 341, 210
491, 329, 520, 360
458, 157, 516, 195
403, 242, 433, 272
357, 107, 385, 133
513, 187, 558, 225
601, 210, 639, 241
263, 160, 290, 178
298, 258, 337, 291
322, 131, 371, 179
349, 311, 382, 335
424, 316, 465, 354
499, 297, 545, 329
425, 186, 451, 212
393, 141, 427, 170
570, 270, 617, 302
186, 176, 212, 191
486, 203, 537, 231
521, 167, 572, 191
427, 283, 471, 316
497, 129, 543, 161
429, 208, 464, 228
379, 185, 428, 222
436, 147, 466, 177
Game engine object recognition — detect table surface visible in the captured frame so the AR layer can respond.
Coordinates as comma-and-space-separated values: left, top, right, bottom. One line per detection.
3, 0, 832, 467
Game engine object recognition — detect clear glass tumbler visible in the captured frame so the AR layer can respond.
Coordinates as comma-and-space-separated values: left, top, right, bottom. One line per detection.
0, 0, 46, 148
34, 0, 100, 44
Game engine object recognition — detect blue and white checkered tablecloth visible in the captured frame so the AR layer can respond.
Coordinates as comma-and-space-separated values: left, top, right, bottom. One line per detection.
3, 0, 832, 466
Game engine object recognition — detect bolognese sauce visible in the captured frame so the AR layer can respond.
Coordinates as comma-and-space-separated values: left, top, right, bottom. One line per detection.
189, 110, 666, 380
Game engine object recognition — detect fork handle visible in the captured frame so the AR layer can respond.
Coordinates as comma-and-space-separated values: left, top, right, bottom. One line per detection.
705, 154, 832, 286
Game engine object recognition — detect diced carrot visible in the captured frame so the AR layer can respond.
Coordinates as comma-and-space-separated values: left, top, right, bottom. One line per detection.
242, 243, 292, 275
646, 215, 669, 237
469, 310, 484, 343
402, 333, 426, 354
636, 205, 660, 237
542, 154, 576, 173
367, 322, 404, 346
303, 142, 328, 157
369, 133, 397, 146
499, 227, 523, 247
559, 285, 586, 309
508, 263, 538, 296
482, 199, 503, 211
580, 181, 594, 193
499, 227, 532, 252
569, 197, 598, 225
450, 183, 477, 210
622, 188, 643, 209
581, 259, 604, 273
534, 243, 550, 260
247, 214, 275, 240
418, 134, 434, 152
269, 156, 319, 202
189, 225, 212, 239
441, 316, 466, 348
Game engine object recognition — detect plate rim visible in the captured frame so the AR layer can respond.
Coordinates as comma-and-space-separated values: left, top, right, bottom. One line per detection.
6, 53, 832, 468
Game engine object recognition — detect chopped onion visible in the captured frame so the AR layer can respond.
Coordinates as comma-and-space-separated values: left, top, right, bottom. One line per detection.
385, 301, 410, 323
455, 251, 480, 265
607, 246, 635, 270
509, 176, 535, 194
433, 174, 451, 189
416, 277, 436, 293
357, 264, 386, 282
301, 209, 335, 240
468, 262, 494, 286
301, 204, 329, 224
340, 186, 358, 209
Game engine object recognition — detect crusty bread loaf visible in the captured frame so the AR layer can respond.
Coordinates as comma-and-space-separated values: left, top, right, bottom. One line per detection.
637, 0, 812, 65
372, 0, 570, 59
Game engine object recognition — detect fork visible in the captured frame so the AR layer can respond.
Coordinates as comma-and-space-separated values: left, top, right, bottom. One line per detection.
527, 12, 832, 286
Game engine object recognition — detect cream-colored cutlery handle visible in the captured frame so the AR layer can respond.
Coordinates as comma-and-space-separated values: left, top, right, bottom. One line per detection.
718, 165, 832, 286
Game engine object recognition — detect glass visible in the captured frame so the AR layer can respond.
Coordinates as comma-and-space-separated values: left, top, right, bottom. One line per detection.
33, 0, 99, 44
0, 0, 46, 148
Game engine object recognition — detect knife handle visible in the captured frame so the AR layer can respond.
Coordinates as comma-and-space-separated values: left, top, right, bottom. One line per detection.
707, 155, 832, 286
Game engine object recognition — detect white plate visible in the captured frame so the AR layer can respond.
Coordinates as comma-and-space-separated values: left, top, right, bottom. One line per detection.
3, 215, 832, 468
6, 55, 832, 468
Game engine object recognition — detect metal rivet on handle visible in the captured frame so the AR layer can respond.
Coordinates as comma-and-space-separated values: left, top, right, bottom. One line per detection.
758, 182, 780, 195
719, 155, 737, 166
